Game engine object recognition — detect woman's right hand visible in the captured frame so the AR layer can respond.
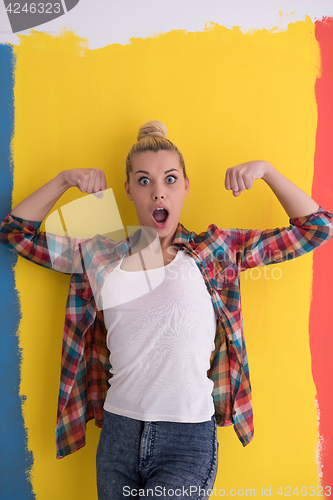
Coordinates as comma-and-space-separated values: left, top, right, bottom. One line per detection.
64, 168, 107, 195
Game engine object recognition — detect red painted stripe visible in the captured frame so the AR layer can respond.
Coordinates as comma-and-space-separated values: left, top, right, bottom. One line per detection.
312, 17, 333, 489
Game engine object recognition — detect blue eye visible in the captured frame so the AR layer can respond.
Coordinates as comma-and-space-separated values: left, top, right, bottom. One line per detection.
138, 177, 149, 185
166, 175, 177, 183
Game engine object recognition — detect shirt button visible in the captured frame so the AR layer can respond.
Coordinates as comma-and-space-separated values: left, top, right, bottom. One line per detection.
233, 410, 237, 415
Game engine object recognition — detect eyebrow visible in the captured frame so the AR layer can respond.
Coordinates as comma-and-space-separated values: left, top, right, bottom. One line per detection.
134, 169, 179, 175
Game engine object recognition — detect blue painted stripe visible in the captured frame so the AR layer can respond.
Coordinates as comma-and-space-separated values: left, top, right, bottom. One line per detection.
0, 44, 35, 500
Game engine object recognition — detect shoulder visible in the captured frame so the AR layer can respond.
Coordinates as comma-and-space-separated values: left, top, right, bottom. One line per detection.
191, 223, 244, 248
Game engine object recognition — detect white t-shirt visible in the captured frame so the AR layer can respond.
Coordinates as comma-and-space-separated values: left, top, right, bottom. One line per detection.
101, 249, 217, 422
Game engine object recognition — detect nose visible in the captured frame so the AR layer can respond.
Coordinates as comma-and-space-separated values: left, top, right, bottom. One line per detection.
152, 182, 165, 200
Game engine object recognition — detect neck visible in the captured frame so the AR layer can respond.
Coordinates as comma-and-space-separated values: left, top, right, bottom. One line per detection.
136, 226, 177, 255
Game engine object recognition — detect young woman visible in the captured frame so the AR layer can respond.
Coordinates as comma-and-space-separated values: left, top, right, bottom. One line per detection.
1, 121, 332, 499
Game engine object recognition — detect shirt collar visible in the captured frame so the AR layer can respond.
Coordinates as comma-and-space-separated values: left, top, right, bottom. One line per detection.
172, 222, 195, 246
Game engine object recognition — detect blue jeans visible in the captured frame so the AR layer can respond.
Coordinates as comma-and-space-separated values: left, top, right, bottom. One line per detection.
96, 410, 219, 499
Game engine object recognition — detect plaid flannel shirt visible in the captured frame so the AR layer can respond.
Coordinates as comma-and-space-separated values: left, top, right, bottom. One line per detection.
1, 206, 332, 458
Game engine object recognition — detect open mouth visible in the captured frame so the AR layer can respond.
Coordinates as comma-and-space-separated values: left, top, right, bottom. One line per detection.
152, 208, 169, 226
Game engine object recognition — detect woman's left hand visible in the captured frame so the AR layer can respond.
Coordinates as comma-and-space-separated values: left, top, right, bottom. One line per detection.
225, 160, 270, 197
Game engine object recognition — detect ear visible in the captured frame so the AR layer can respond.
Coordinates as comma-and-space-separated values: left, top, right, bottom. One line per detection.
184, 176, 190, 197
124, 180, 133, 201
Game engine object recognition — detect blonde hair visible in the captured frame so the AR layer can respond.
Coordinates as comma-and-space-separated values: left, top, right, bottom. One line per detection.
125, 121, 186, 183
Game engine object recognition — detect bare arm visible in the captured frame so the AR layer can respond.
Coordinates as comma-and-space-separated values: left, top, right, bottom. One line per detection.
225, 160, 319, 219
11, 168, 107, 221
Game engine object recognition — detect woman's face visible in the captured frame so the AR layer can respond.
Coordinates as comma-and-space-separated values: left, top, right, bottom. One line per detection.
124, 150, 189, 249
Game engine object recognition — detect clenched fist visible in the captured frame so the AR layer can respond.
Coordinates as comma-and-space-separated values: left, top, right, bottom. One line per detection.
225, 161, 270, 197
64, 168, 107, 196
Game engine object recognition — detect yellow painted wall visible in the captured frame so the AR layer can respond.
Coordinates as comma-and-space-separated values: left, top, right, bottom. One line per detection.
12, 18, 321, 498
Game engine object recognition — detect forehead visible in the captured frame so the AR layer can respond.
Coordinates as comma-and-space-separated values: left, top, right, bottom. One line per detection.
132, 150, 180, 173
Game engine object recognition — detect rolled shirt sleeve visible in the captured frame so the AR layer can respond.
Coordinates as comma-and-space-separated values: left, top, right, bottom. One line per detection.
236, 206, 333, 270
0, 211, 90, 274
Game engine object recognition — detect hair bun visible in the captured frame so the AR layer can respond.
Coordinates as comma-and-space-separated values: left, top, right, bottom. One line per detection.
137, 121, 167, 141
